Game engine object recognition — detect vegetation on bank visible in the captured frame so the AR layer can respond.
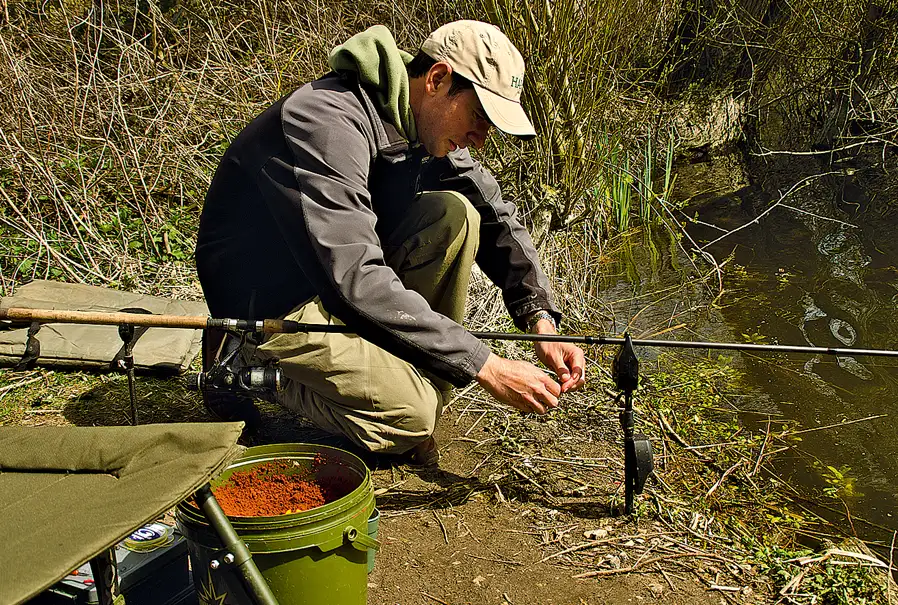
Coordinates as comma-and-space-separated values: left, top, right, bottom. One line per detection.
641, 354, 892, 604
1, 0, 895, 290
2, 1, 897, 602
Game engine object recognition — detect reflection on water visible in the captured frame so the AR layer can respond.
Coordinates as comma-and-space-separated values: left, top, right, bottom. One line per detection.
599, 157, 898, 540
694, 161, 898, 535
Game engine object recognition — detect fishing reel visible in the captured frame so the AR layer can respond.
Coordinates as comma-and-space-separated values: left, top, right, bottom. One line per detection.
612, 333, 655, 514
187, 330, 283, 398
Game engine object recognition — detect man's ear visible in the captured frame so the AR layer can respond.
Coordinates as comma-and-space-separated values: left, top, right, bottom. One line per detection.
426, 62, 452, 96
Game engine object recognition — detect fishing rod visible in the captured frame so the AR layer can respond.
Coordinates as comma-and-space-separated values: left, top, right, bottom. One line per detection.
4, 307, 898, 358
4, 306, 894, 515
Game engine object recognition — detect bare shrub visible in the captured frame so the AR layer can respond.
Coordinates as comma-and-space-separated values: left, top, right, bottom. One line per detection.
0, 0, 447, 293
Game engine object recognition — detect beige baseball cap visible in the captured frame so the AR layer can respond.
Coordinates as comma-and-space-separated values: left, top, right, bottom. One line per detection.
421, 20, 536, 140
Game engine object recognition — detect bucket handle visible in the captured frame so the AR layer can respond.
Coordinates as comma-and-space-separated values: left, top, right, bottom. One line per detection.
316, 525, 381, 553
343, 526, 380, 552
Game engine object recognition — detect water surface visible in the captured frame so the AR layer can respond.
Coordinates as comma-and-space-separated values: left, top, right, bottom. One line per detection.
600, 158, 898, 542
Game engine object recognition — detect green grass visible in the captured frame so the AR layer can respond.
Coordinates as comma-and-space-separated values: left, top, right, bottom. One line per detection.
0, 367, 210, 428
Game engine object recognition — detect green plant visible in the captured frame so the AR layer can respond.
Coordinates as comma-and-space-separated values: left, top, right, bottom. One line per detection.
816, 463, 863, 499
741, 331, 768, 345
755, 544, 888, 605
592, 131, 679, 234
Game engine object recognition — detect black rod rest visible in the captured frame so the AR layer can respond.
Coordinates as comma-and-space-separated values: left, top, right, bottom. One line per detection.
612, 334, 654, 515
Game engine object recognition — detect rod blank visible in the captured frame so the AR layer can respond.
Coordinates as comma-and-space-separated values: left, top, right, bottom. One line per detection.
469, 332, 898, 358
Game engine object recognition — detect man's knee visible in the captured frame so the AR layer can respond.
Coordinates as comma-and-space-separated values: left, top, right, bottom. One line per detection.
419, 190, 480, 247
382, 190, 480, 278
389, 390, 441, 441
281, 361, 444, 453
345, 389, 442, 454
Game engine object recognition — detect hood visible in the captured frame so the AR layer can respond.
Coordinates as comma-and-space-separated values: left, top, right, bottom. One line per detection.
328, 25, 418, 142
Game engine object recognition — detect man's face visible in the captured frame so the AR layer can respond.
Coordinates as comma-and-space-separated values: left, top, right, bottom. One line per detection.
416, 66, 492, 157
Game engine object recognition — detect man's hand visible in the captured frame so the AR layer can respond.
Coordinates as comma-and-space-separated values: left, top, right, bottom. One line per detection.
476, 353, 561, 414
529, 315, 586, 393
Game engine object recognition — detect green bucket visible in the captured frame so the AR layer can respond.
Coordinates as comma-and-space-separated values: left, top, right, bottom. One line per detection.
176, 444, 377, 605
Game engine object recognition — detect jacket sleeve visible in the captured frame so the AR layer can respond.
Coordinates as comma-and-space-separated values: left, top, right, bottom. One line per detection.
261, 86, 490, 387
420, 150, 560, 331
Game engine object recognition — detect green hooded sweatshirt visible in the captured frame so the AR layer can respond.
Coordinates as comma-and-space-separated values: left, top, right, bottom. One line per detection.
328, 25, 418, 142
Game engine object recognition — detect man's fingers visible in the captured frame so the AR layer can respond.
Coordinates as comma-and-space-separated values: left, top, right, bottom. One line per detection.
561, 374, 584, 393
538, 343, 588, 393
536, 343, 565, 374
529, 393, 556, 413
477, 353, 565, 415
528, 399, 547, 414
541, 377, 561, 409
511, 393, 546, 415
549, 355, 570, 382
562, 368, 585, 392
568, 365, 586, 391
560, 347, 587, 393
521, 379, 558, 414
545, 374, 562, 396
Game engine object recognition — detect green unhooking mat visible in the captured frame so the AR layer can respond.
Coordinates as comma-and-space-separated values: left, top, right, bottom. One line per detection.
0, 280, 207, 373
0, 423, 245, 605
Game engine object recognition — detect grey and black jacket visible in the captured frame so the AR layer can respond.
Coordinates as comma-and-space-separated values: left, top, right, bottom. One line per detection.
196, 72, 559, 387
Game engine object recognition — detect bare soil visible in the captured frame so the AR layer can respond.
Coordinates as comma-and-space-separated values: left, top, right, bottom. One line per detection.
366, 443, 732, 605
249, 386, 766, 605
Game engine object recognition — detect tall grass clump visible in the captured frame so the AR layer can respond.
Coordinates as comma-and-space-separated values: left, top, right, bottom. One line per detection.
592, 128, 678, 234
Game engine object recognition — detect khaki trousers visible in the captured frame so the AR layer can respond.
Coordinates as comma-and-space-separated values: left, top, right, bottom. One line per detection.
255, 191, 480, 454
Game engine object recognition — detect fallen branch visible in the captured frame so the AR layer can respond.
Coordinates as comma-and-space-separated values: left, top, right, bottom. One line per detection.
657, 412, 713, 463
657, 412, 690, 448
0, 375, 43, 395
373, 479, 409, 496
698, 171, 843, 252
750, 421, 771, 477
433, 510, 450, 545
572, 551, 731, 579
784, 414, 886, 436
511, 466, 560, 505
790, 547, 898, 572
706, 461, 744, 498
889, 531, 896, 605
540, 531, 680, 563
